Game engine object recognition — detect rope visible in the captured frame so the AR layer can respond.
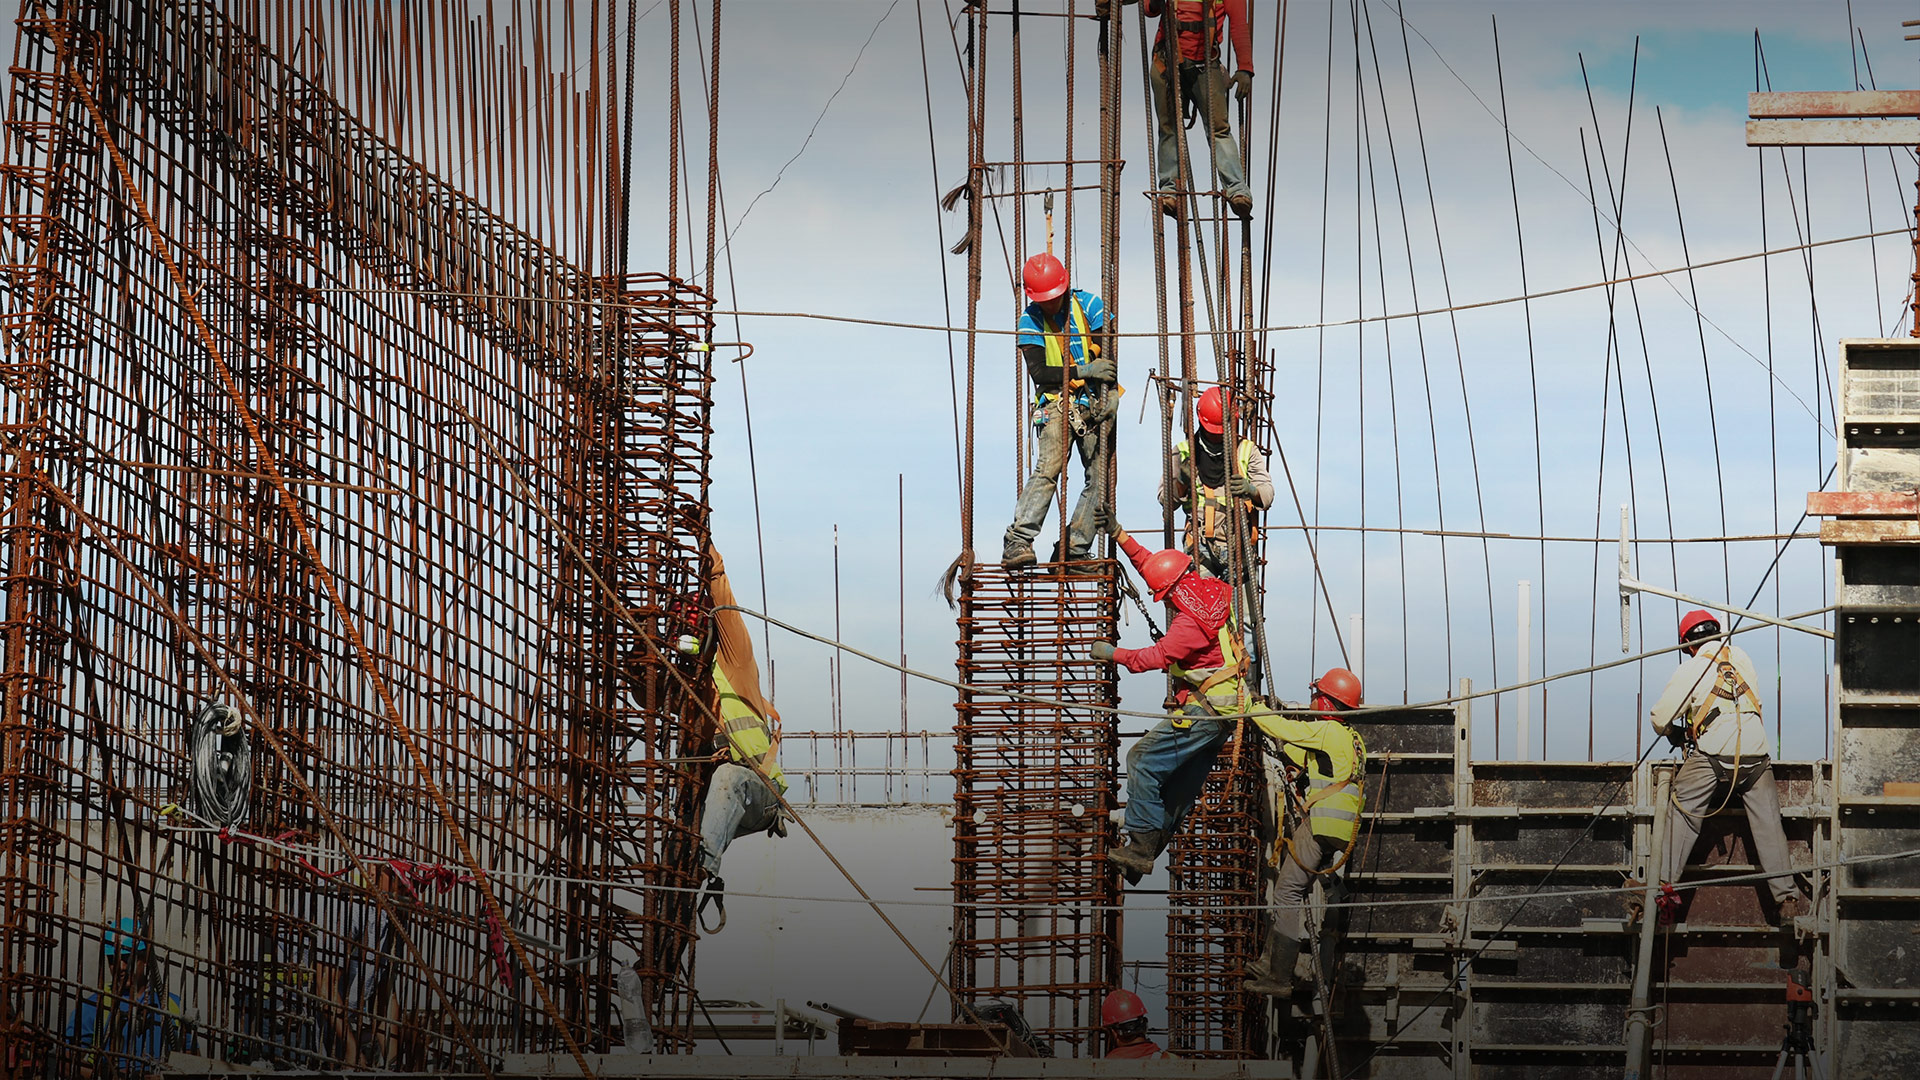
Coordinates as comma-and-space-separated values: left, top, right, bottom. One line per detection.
186, 703, 251, 828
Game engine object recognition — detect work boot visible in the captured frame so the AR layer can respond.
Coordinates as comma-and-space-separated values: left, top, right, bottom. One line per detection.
1227, 192, 1253, 219
1107, 830, 1164, 881
1621, 877, 1647, 923
1157, 194, 1182, 220
1242, 932, 1302, 998
1001, 543, 1036, 569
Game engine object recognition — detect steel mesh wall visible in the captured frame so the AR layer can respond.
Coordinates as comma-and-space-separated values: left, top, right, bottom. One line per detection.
0, 1, 711, 1073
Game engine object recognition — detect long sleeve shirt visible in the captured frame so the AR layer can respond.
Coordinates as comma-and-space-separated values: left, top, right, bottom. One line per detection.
1647, 643, 1771, 759
1158, 435, 1275, 511
1110, 535, 1225, 681
1143, 0, 1254, 73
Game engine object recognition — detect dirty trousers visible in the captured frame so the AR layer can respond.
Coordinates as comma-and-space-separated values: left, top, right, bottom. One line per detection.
1122, 707, 1230, 835
1004, 411, 1109, 560
1273, 825, 1337, 943
1659, 752, 1796, 903
1149, 58, 1248, 199
698, 762, 780, 876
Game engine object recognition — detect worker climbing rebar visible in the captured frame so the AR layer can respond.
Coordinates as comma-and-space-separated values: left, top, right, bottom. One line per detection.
1161, 384, 1273, 601
1142, 0, 1256, 219
1001, 254, 1118, 570
1242, 668, 1367, 999
1638, 609, 1809, 924
1091, 521, 1249, 882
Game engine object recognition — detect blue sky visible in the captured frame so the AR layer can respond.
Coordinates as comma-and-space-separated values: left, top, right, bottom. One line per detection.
613, 1, 1919, 769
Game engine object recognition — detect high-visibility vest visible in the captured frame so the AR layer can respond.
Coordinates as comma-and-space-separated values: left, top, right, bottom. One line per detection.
1250, 710, 1367, 844
1167, 617, 1250, 715
1174, 437, 1260, 545
1037, 295, 1095, 371
714, 666, 787, 794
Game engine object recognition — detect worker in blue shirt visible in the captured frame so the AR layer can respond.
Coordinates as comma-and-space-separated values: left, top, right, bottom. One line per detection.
1002, 253, 1117, 569
65, 917, 191, 1079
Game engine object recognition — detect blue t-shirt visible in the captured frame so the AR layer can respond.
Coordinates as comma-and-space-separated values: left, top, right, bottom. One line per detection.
66, 986, 191, 1073
1016, 289, 1107, 365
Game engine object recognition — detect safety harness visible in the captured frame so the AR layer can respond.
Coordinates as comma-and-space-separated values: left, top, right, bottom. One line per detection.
1033, 294, 1104, 434
1274, 720, 1368, 874
1174, 437, 1261, 546
1158, 0, 1230, 66
1686, 643, 1762, 744
1167, 618, 1249, 724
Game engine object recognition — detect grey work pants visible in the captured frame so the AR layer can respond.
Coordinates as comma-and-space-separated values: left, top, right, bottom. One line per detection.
1273, 824, 1337, 942
1659, 752, 1797, 902
698, 762, 781, 876
1004, 409, 1109, 560
1149, 58, 1248, 199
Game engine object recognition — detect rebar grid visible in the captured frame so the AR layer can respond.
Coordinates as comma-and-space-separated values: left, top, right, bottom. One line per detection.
1164, 735, 1266, 1057
0, 2, 710, 1073
952, 563, 1122, 1056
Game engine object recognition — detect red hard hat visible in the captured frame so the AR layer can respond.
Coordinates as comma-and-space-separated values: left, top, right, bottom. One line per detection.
1311, 667, 1363, 710
1140, 548, 1192, 602
1195, 385, 1228, 435
1678, 609, 1720, 643
1022, 253, 1069, 303
1101, 989, 1147, 1027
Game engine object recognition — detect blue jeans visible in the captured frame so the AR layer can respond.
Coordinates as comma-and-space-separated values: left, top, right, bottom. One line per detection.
1150, 58, 1248, 199
698, 763, 781, 875
1004, 407, 1109, 560
1122, 707, 1231, 834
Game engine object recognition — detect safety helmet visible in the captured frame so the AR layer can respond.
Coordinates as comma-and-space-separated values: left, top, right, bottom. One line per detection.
1022, 253, 1069, 303
1311, 667, 1363, 711
1140, 548, 1192, 602
1195, 385, 1230, 435
1101, 989, 1147, 1027
103, 916, 147, 958
1678, 609, 1720, 645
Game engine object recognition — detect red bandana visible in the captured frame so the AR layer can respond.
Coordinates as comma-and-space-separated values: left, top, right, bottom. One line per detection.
1167, 575, 1232, 634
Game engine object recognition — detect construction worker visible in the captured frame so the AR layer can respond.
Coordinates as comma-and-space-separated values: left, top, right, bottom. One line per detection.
65, 916, 192, 1079
1242, 669, 1367, 998
1161, 385, 1273, 584
693, 544, 787, 921
1645, 610, 1810, 922
1002, 253, 1116, 569
1091, 523, 1248, 881
1100, 989, 1171, 1059
1143, 0, 1255, 218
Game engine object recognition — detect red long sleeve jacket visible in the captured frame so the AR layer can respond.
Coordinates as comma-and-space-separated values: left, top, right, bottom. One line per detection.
1143, 0, 1254, 74
1111, 535, 1230, 700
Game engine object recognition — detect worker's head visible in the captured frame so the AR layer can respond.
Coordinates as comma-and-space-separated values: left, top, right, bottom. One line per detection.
1195, 385, 1230, 437
1310, 667, 1363, 713
1100, 989, 1149, 1044
1678, 609, 1720, 656
1022, 253, 1069, 311
103, 916, 150, 986
1140, 548, 1192, 602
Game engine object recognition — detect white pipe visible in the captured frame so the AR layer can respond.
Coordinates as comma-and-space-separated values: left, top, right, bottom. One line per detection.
1517, 580, 1532, 761
1348, 613, 1363, 684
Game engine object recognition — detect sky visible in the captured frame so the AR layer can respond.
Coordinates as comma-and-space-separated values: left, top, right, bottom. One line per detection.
606, 0, 1918, 771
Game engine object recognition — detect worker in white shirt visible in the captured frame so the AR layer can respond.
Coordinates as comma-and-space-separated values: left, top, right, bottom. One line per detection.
1645, 609, 1809, 923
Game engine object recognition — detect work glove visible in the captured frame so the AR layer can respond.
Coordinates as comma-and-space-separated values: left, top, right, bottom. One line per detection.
1090, 641, 1117, 663
1108, 519, 1130, 544
1232, 70, 1253, 102
1076, 358, 1117, 383
1228, 475, 1256, 498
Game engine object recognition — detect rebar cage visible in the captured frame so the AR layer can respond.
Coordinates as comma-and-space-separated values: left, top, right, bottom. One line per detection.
0, 1, 713, 1072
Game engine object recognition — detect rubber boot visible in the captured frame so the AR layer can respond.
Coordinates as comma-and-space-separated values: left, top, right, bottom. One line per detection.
1107, 830, 1164, 881
1242, 933, 1301, 998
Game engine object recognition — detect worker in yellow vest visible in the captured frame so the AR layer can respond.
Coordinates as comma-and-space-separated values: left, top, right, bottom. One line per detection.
1161, 385, 1273, 585
692, 546, 787, 919
1002, 253, 1117, 570
1243, 668, 1366, 998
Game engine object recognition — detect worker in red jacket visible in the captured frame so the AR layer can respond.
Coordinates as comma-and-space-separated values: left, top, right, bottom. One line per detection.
1089, 523, 1250, 882
1100, 990, 1172, 1059
1143, 0, 1256, 218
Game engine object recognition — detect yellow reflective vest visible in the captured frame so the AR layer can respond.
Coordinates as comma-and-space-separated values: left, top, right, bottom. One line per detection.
715, 665, 787, 794
1174, 437, 1260, 545
1167, 617, 1251, 716
1249, 709, 1366, 844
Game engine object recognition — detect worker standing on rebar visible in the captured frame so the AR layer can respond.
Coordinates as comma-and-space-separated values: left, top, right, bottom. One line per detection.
1161, 385, 1273, 583
1143, 0, 1255, 219
1242, 669, 1366, 998
1645, 610, 1810, 923
1002, 254, 1117, 570
692, 544, 788, 922
1091, 523, 1248, 882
